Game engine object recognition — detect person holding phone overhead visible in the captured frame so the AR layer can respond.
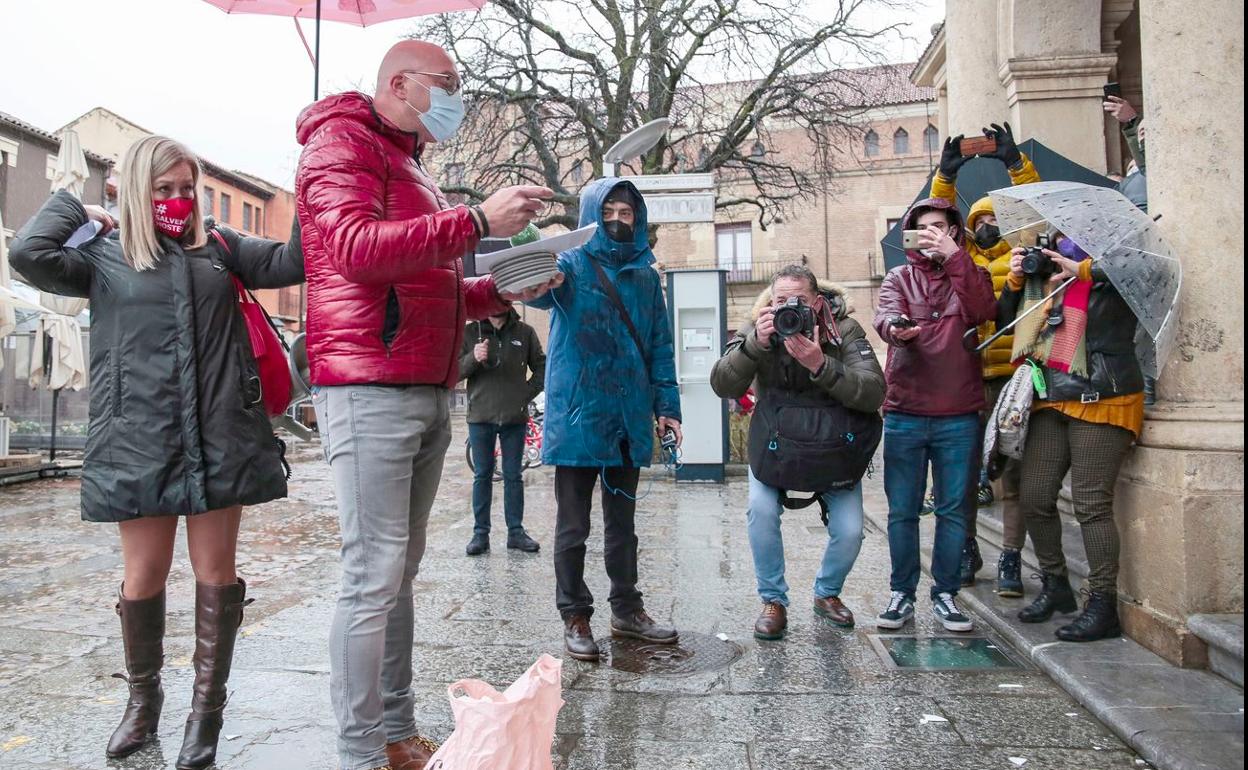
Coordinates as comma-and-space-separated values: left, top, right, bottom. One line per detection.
930, 121, 1042, 594
9, 135, 304, 769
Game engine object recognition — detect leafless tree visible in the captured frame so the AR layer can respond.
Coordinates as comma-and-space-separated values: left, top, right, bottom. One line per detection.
418, 0, 911, 229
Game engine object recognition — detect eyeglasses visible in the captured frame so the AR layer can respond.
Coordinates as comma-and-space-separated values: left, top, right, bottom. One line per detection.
403, 71, 462, 95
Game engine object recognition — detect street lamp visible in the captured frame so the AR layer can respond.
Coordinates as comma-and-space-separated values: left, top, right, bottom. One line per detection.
604, 118, 671, 177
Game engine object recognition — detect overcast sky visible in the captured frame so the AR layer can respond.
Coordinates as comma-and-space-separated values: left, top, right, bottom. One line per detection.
0, 0, 943, 189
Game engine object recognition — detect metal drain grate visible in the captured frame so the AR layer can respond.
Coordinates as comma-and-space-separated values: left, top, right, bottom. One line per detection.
602, 631, 744, 676
868, 635, 1028, 671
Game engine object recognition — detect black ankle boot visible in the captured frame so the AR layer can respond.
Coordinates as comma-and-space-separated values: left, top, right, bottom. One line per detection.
1018, 573, 1077, 623
1056, 591, 1122, 642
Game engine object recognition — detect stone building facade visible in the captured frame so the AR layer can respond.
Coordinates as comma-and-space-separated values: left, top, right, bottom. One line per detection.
914, 0, 1243, 666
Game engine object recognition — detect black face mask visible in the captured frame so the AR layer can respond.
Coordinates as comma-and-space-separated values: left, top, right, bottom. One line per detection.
973, 222, 1001, 250
603, 220, 634, 244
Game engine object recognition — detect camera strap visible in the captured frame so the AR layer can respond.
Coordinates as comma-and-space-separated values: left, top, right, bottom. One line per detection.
589, 258, 647, 362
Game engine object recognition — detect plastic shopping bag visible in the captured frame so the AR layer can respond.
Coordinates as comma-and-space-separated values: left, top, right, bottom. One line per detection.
427, 654, 565, 770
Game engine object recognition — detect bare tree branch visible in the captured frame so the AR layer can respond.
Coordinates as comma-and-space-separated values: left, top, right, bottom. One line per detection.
415, 0, 913, 228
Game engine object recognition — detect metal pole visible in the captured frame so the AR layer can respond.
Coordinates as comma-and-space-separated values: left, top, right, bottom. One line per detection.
313, 0, 322, 101
49, 389, 59, 463
964, 275, 1079, 352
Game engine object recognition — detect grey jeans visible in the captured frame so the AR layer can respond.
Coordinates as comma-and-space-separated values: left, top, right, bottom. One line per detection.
313, 384, 451, 770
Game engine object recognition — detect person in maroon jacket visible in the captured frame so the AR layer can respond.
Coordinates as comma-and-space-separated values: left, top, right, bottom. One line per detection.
294, 40, 560, 770
871, 197, 996, 634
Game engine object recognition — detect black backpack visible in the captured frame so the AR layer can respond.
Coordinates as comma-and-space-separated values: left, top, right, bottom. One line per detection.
747, 391, 881, 523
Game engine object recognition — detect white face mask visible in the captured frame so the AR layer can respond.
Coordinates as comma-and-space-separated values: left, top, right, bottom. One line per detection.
401, 74, 466, 143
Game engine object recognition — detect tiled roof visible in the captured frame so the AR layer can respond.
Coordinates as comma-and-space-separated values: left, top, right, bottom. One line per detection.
0, 110, 113, 166
680, 62, 936, 108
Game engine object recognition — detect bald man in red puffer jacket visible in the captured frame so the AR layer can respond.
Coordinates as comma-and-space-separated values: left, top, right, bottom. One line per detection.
294, 39, 561, 770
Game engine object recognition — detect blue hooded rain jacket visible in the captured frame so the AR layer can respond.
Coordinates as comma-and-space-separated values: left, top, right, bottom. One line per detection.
528, 178, 681, 467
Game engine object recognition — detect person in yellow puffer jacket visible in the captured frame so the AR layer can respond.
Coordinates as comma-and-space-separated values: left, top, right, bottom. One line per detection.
931, 121, 1039, 599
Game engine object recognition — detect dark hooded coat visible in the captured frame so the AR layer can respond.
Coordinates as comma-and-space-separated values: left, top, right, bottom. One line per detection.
9, 191, 304, 522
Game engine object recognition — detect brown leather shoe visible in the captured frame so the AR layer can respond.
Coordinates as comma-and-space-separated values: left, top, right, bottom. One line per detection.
385, 734, 439, 770
564, 615, 600, 661
814, 595, 854, 627
753, 602, 787, 640
610, 609, 678, 644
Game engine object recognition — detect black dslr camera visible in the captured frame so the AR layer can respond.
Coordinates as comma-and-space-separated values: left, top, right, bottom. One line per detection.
772, 297, 816, 343
1020, 234, 1056, 279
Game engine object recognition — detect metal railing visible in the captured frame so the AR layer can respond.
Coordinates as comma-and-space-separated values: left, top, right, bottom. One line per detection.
666, 256, 809, 285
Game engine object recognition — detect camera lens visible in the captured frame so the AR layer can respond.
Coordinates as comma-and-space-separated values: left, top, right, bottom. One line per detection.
773, 306, 802, 338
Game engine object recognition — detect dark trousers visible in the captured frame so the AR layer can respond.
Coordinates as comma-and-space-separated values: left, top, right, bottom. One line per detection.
553, 465, 643, 620
468, 422, 526, 536
1020, 409, 1134, 594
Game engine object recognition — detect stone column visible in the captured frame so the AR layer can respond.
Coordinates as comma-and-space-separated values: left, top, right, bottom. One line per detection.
942, 0, 1008, 136
996, 0, 1116, 173
1114, 0, 1245, 665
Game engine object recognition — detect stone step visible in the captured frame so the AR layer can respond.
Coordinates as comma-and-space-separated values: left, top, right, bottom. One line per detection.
1188, 614, 1245, 688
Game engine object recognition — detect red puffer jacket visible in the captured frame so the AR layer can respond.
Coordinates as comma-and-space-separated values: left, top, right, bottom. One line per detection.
295, 92, 507, 387
872, 197, 996, 416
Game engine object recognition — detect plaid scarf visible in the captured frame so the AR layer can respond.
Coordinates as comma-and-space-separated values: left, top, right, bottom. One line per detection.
1011, 275, 1091, 377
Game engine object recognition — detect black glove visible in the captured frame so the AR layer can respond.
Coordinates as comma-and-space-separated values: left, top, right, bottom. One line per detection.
981, 122, 1022, 168
938, 134, 967, 179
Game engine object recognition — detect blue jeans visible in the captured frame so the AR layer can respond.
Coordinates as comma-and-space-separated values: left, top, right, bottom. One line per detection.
746, 470, 865, 606
883, 412, 978, 601
468, 422, 526, 536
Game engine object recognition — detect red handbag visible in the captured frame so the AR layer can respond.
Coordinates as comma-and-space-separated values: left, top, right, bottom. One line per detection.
210, 229, 293, 418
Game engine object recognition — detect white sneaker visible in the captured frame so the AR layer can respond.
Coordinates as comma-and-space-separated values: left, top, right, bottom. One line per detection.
932, 592, 974, 632
876, 591, 915, 629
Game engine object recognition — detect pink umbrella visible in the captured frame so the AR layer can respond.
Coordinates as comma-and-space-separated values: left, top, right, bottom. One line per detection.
201, 0, 489, 98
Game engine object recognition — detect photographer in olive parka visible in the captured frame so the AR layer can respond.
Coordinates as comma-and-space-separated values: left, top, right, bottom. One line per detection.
711, 265, 884, 641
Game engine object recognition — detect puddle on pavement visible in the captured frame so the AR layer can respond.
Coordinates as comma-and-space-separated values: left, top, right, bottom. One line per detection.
868, 634, 1028, 671
600, 631, 743, 676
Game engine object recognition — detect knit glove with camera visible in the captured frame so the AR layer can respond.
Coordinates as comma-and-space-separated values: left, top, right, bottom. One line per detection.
938, 134, 968, 179
981, 122, 1023, 168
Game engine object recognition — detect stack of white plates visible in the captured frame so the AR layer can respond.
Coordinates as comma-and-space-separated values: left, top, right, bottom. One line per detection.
476, 224, 599, 294
490, 252, 559, 294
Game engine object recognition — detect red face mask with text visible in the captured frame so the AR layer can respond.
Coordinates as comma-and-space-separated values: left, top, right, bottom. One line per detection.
152, 197, 195, 238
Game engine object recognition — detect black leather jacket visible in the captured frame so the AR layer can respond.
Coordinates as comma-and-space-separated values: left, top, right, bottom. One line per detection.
998, 271, 1144, 404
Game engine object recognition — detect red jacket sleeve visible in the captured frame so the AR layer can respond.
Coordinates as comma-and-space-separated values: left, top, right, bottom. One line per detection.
299, 120, 479, 285
463, 275, 509, 319
873, 270, 912, 347
943, 248, 997, 325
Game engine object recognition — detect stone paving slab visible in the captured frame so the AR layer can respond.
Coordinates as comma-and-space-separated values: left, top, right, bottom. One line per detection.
0, 432, 1154, 770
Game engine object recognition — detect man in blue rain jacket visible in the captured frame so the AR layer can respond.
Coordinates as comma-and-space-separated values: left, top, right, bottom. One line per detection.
528, 178, 682, 662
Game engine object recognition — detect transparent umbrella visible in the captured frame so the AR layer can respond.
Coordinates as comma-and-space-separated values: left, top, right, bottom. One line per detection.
989, 181, 1181, 378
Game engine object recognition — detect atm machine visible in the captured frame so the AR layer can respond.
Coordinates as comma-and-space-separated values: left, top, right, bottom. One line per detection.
665, 269, 728, 482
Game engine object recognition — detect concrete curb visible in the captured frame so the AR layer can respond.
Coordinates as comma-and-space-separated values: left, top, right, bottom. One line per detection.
862, 505, 1245, 770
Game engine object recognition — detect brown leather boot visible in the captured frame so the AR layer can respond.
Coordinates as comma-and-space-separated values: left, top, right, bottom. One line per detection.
385, 734, 440, 770
753, 602, 787, 640
106, 585, 166, 759
813, 595, 855, 628
175, 580, 251, 770
564, 615, 600, 662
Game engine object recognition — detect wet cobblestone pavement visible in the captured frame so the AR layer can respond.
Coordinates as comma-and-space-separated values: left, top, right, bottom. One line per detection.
0, 425, 1149, 770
